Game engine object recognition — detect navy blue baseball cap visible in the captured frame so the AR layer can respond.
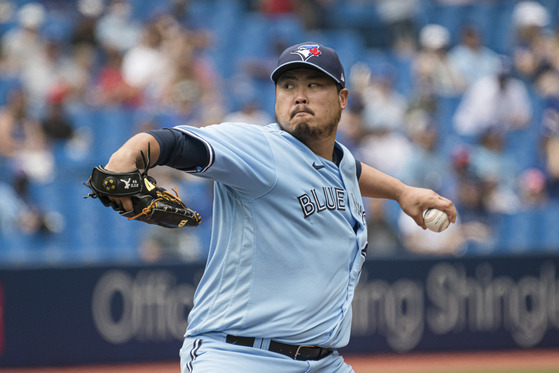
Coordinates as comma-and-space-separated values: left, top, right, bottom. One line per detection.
271, 42, 345, 88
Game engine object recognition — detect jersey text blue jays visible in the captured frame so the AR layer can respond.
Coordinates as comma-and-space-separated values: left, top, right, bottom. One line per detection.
298, 187, 345, 218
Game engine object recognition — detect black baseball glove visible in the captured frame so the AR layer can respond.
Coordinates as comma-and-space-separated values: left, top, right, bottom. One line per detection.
83, 149, 201, 229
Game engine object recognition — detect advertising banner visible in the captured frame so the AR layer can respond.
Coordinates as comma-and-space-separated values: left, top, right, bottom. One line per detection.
0, 263, 203, 367
347, 256, 559, 354
0, 255, 558, 367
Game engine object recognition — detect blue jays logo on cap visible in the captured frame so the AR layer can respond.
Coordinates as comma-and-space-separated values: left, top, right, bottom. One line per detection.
291, 44, 322, 62
271, 42, 346, 88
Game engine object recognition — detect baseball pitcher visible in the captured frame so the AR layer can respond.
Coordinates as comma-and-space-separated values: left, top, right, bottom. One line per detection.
86, 42, 457, 372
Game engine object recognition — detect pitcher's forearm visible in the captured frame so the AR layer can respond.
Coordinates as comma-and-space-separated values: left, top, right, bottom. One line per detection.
358, 162, 407, 201
106, 133, 161, 172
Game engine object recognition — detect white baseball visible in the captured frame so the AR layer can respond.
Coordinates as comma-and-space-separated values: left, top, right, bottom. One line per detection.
424, 208, 450, 232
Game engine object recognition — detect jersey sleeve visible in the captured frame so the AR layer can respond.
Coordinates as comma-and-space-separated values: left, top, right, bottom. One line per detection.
355, 159, 362, 180
172, 123, 277, 200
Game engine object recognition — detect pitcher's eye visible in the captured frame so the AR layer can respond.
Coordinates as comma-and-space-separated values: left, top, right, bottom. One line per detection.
280, 82, 294, 89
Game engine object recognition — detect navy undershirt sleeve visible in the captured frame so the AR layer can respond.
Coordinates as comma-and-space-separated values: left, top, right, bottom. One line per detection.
146, 128, 210, 171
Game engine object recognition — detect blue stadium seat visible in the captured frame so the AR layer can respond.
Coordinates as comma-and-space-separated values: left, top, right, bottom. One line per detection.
435, 95, 464, 156
130, 0, 174, 21
390, 54, 413, 97
267, 15, 305, 46
491, 2, 516, 54
305, 29, 366, 72
234, 13, 273, 59
0, 233, 35, 265
431, 4, 475, 45
66, 107, 107, 165
469, 1, 498, 41
42, 10, 77, 43
324, 1, 380, 29
505, 90, 542, 172
0, 75, 20, 106
494, 209, 545, 254
87, 107, 136, 157
536, 203, 559, 252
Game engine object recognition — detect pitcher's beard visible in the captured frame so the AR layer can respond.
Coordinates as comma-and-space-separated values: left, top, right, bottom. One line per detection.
278, 113, 341, 146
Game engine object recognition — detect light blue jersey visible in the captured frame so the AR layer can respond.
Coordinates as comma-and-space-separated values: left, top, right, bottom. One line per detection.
175, 122, 367, 348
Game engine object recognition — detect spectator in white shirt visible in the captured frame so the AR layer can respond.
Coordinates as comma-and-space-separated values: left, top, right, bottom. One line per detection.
448, 25, 500, 87
413, 23, 465, 97
453, 57, 532, 137
121, 22, 171, 103
1, 2, 45, 74
95, 0, 141, 53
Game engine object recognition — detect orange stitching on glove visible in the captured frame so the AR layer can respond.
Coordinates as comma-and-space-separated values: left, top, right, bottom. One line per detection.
157, 188, 186, 207
127, 198, 163, 221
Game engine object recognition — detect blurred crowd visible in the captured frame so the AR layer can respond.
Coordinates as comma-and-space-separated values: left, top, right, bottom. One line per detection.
1, 0, 559, 264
